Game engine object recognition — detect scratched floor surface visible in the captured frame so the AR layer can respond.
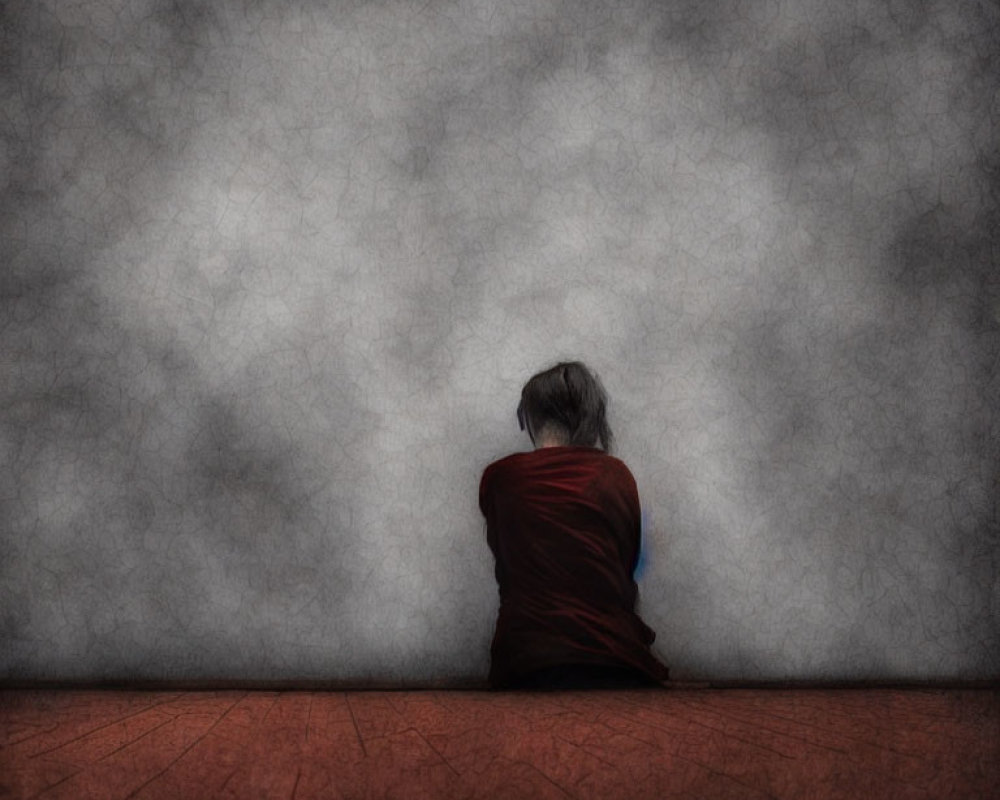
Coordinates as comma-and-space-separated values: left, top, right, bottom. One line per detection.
1, 688, 997, 799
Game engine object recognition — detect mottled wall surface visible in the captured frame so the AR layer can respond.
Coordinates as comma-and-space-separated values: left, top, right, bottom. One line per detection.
2, 0, 997, 683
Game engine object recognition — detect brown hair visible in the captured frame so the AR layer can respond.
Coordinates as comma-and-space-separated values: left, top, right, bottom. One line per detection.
516, 361, 614, 453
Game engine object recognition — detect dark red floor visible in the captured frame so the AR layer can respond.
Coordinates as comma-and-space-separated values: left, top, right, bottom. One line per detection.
1, 688, 997, 799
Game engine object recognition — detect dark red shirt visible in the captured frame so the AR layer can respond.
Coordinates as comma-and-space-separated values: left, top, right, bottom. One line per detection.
480, 445, 670, 688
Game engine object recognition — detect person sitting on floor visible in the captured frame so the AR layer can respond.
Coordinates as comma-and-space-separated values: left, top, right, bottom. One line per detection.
479, 360, 671, 691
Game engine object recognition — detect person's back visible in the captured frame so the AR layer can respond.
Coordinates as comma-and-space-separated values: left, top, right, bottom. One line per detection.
480, 361, 670, 690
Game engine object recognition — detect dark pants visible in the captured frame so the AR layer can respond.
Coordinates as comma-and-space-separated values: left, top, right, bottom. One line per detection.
509, 663, 659, 691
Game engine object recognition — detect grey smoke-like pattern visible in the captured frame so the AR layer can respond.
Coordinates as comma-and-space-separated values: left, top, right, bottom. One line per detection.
1, 0, 997, 682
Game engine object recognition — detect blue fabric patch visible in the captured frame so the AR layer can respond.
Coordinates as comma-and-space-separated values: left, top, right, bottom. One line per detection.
633, 508, 648, 581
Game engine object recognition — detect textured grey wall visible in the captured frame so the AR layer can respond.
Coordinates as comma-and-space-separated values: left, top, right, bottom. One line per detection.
2, 0, 997, 684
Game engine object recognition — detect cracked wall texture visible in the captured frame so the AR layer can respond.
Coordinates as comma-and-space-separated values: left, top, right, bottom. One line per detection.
2, 0, 998, 683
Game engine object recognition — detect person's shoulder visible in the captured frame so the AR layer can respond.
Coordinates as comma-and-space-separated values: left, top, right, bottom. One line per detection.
586, 448, 632, 472
482, 447, 631, 476
588, 451, 638, 489
596, 451, 629, 469
480, 450, 531, 484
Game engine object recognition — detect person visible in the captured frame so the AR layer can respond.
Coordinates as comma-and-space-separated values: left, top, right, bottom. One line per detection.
479, 361, 670, 690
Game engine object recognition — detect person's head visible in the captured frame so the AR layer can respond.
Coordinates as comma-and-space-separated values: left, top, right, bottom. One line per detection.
516, 361, 614, 453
